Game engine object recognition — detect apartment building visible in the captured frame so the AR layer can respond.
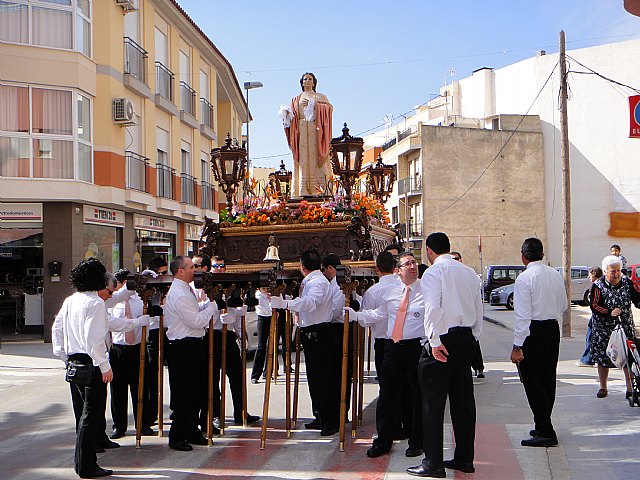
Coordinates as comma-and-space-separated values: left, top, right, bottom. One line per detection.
0, 0, 248, 339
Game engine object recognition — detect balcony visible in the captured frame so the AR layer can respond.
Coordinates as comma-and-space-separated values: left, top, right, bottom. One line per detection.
155, 62, 174, 101
381, 137, 397, 152
397, 176, 422, 196
398, 125, 417, 142
199, 98, 216, 140
124, 37, 147, 84
180, 81, 196, 117
156, 163, 175, 199
409, 221, 423, 239
125, 151, 148, 192
200, 180, 214, 210
180, 172, 197, 205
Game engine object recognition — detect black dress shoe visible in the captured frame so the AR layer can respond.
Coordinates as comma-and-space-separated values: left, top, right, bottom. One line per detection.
405, 447, 423, 457
477, 371, 485, 378
304, 419, 322, 430
188, 435, 208, 446
141, 427, 154, 436
234, 414, 260, 425
521, 435, 558, 447
109, 430, 125, 440
366, 443, 391, 458
251, 378, 259, 384
94, 446, 105, 453
80, 467, 113, 478
169, 440, 193, 451
443, 459, 475, 473
320, 425, 339, 436
529, 429, 540, 437
101, 440, 120, 449
406, 464, 446, 478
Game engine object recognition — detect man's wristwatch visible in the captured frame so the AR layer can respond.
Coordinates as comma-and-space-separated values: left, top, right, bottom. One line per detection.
512, 345, 522, 351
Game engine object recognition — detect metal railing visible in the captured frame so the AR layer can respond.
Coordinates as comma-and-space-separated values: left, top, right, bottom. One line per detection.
125, 151, 148, 192
200, 180, 214, 209
409, 221, 423, 238
124, 37, 148, 83
180, 81, 196, 117
180, 172, 196, 205
398, 125, 417, 142
156, 162, 175, 199
155, 62, 174, 101
397, 176, 422, 195
200, 98, 215, 130
381, 136, 397, 151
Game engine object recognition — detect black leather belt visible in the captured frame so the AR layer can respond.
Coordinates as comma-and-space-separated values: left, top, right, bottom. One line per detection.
448, 326, 471, 333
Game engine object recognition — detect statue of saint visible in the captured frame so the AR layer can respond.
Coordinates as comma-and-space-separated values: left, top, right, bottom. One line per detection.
280, 72, 333, 197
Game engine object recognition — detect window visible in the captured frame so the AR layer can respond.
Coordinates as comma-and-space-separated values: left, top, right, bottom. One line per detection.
180, 141, 191, 174
200, 152, 209, 183
1, 1, 91, 55
0, 84, 92, 181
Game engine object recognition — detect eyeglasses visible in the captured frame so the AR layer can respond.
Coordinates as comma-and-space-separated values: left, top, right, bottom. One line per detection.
106, 289, 115, 296
398, 259, 418, 268
158, 269, 168, 275
451, 256, 461, 261
193, 263, 202, 268
212, 264, 225, 268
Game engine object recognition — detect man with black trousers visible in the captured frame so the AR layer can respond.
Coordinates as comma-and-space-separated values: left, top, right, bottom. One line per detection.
270, 249, 338, 436
348, 252, 424, 459
407, 232, 482, 478
511, 237, 567, 448
163, 256, 218, 451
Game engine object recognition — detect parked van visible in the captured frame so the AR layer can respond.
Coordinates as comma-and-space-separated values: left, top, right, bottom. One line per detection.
482, 265, 526, 301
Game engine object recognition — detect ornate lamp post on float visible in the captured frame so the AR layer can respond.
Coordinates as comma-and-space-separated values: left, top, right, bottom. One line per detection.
270, 159, 293, 202
330, 123, 364, 208
364, 153, 396, 204
210, 133, 248, 210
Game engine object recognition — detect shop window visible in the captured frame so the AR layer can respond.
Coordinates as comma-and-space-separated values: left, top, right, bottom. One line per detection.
83, 224, 122, 273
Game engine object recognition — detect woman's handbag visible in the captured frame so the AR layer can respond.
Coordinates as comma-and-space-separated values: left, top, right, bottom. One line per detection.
607, 323, 628, 369
65, 360, 94, 385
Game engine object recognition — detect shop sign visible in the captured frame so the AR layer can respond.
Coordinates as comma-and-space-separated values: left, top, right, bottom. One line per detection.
184, 223, 203, 240
630, 95, 640, 138
0, 203, 43, 223
133, 214, 177, 234
83, 205, 125, 228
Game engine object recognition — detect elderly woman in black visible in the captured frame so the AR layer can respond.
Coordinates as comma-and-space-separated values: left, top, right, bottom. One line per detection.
589, 255, 640, 399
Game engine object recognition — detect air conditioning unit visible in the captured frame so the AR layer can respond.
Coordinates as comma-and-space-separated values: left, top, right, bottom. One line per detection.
115, 0, 138, 12
112, 98, 136, 125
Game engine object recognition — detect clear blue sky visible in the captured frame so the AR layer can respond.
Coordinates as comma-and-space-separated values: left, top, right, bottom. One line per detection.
177, 0, 638, 169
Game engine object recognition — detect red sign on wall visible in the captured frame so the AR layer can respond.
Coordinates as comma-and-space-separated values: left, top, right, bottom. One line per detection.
630, 95, 640, 138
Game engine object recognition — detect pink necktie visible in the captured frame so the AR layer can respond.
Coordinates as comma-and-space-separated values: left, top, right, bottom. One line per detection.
124, 299, 135, 344
391, 285, 411, 343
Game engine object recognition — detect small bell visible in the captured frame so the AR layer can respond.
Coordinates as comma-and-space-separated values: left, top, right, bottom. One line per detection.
263, 233, 281, 262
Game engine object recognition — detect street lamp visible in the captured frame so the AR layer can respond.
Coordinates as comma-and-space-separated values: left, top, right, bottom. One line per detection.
243, 81, 263, 168
364, 154, 396, 203
330, 123, 364, 208
210, 134, 247, 209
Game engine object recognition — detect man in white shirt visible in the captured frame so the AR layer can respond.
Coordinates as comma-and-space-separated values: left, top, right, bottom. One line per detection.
270, 249, 338, 436
250, 287, 274, 383
348, 252, 425, 459
52, 258, 114, 479
407, 232, 482, 478
511, 237, 567, 448
164, 256, 218, 451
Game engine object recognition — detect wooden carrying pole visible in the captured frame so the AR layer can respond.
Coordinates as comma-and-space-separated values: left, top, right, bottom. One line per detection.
241, 313, 248, 427
157, 316, 164, 437
220, 324, 228, 435
285, 310, 292, 437
357, 324, 365, 427
292, 323, 301, 429
350, 321, 358, 439
366, 327, 372, 376
339, 296, 351, 451
559, 29, 572, 337
260, 309, 278, 449
273, 314, 279, 384
207, 318, 215, 445
135, 325, 147, 448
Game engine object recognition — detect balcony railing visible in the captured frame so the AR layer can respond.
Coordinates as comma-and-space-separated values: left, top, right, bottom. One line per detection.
125, 151, 148, 192
124, 37, 148, 84
398, 125, 418, 142
397, 176, 422, 195
200, 98, 215, 130
200, 180, 214, 209
381, 136, 397, 152
155, 62, 174, 101
409, 221, 423, 238
180, 81, 196, 117
180, 172, 196, 205
156, 163, 175, 199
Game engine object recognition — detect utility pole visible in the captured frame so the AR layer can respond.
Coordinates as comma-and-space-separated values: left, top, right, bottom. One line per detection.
559, 30, 572, 337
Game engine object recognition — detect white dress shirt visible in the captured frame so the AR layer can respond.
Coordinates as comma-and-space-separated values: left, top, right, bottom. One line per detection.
359, 274, 403, 339
285, 270, 333, 327
329, 276, 346, 323
255, 290, 272, 317
420, 254, 483, 348
110, 293, 145, 345
164, 278, 218, 340
513, 261, 568, 346
52, 291, 111, 373
354, 278, 424, 341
